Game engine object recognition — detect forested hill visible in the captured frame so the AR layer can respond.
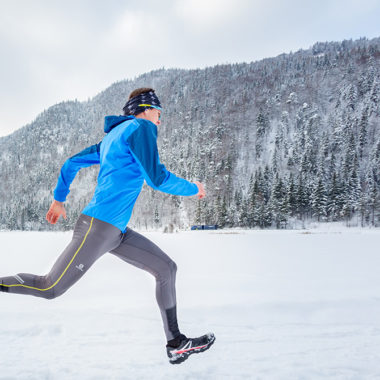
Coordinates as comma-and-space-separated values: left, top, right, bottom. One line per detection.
0, 37, 379, 231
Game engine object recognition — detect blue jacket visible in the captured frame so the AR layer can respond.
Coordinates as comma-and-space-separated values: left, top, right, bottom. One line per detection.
53, 116, 198, 232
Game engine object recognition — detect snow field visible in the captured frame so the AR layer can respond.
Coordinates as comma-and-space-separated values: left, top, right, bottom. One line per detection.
1, 228, 380, 379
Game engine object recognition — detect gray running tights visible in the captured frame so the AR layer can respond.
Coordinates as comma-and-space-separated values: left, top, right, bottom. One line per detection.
0, 214, 180, 340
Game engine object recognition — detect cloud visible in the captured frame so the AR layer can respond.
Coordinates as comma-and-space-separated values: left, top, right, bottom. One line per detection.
101, 9, 167, 57
104, 10, 146, 50
174, 0, 251, 33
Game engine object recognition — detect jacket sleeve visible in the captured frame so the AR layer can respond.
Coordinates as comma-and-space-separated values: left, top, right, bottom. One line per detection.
127, 121, 198, 196
53, 142, 101, 202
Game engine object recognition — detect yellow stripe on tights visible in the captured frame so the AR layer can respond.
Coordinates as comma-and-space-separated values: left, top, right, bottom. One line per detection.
2, 217, 94, 291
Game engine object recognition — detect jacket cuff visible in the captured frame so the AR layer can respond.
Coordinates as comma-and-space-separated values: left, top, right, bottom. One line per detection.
53, 189, 68, 202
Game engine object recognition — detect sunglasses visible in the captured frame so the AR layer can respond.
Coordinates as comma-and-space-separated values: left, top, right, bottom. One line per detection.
139, 104, 162, 120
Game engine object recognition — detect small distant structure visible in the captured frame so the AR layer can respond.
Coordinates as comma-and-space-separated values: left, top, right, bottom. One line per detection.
191, 225, 218, 230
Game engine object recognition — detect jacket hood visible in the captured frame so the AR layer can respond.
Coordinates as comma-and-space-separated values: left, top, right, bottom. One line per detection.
104, 115, 134, 133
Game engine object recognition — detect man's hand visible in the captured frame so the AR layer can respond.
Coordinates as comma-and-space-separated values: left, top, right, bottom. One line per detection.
194, 181, 206, 199
46, 200, 67, 224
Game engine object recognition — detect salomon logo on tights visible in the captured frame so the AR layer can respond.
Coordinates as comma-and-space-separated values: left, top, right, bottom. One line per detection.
76, 264, 85, 272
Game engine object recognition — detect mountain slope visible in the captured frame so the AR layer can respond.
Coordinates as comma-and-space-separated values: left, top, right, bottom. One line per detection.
0, 37, 379, 230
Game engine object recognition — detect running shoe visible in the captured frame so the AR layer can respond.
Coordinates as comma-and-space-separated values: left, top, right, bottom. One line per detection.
166, 332, 215, 364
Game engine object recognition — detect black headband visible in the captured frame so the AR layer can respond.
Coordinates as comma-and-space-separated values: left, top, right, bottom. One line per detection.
123, 91, 162, 116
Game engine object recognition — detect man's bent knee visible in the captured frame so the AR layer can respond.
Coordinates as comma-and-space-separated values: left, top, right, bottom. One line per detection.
43, 289, 56, 300
160, 259, 177, 281
168, 260, 177, 276
38, 275, 58, 300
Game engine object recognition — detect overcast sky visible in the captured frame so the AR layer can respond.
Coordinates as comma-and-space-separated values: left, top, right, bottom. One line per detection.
0, 0, 379, 136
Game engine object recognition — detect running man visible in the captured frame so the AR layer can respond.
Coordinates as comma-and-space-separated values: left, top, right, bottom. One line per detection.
0, 88, 215, 364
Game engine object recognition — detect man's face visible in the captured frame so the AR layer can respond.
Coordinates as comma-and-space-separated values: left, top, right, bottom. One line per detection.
140, 108, 161, 126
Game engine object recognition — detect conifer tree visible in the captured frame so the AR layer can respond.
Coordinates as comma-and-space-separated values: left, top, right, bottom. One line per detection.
359, 107, 369, 159
311, 178, 328, 221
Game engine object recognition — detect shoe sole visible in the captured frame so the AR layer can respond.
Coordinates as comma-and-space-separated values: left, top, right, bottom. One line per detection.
169, 333, 216, 365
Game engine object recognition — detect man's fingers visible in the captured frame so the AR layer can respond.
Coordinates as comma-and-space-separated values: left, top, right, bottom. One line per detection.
46, 202, 67, 224
46, 210, 58, 224
46, 211, 52, 222
194, 181, 206, 199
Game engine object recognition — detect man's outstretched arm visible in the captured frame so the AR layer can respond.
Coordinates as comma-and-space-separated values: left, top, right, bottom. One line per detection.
127, 121, 203, 197
47, 142, 101, 224
53, 142, 101, 202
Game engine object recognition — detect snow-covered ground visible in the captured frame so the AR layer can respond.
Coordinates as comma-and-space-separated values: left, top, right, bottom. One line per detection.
1, 227, 380, 379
